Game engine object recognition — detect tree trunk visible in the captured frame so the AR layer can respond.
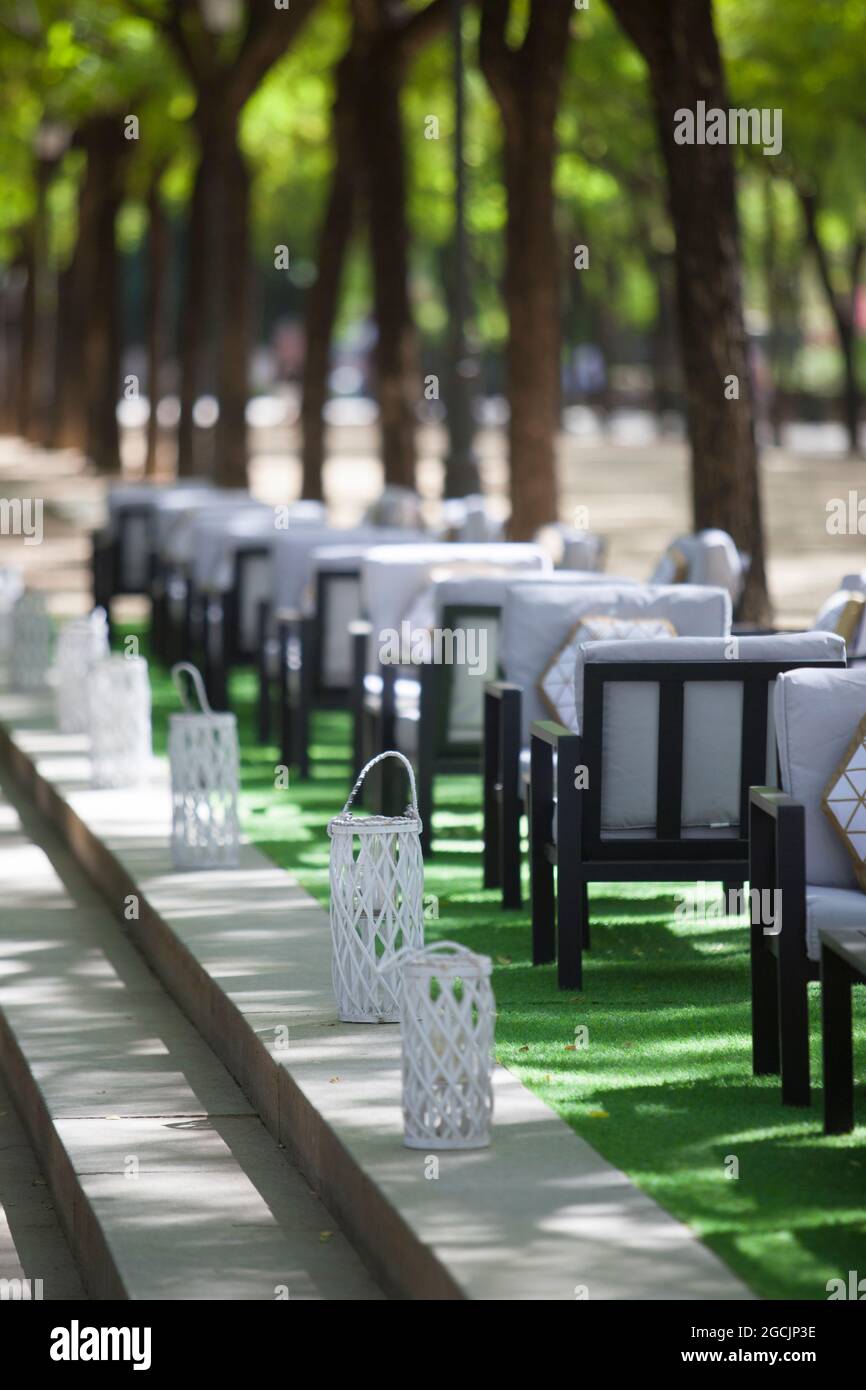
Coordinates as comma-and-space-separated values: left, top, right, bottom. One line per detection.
52, 254, 88, 449
300, 57, 358, 501
177, 129, 216, 478
480, 0, 573, 538
144, 181, 169, 478
608, 0, 769, 622
83, 124, 126, 473
17, 236, 37, 439
356, 33, 420, 489
800, 191, 862, 457
211, 130, 251, 490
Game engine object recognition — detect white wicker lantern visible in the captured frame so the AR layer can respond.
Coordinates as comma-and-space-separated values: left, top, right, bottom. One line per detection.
327, 751, 424, 1023
168, 661, 240, 870
54, 609, 109, 734
398, 941, 495, 1150
88, 654, 152, 789
11, 590, 52, 691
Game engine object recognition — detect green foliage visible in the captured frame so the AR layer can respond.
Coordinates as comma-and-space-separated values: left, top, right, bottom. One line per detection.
0, 0, 862, 379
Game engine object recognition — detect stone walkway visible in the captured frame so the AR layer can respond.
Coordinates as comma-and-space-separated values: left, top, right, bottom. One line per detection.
0, 751, 382, 1300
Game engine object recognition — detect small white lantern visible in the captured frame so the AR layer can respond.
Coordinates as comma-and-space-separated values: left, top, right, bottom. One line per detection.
88, 654, 152, 789
54, 609, 109, 734
398, 941, 495, 1150
327, 751, 424, 1023
168, 661, 240, 871
11, 590, 52, 691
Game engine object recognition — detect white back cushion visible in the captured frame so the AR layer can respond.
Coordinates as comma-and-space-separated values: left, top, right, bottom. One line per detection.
541, 616, 676, 731
501, 582, 732, 744
361, 543, 548, 649
776, 663, 866, 888
582, 631, 845, 832
815, 588, 866, 658
651, 529, 743, 601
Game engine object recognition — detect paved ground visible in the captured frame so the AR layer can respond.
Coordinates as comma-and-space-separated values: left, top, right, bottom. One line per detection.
0, 1070, 86, 1301
2, 421, 865, 625
0, 756, 384, 1300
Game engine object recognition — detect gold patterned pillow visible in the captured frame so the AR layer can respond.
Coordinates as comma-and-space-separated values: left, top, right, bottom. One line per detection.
821, 712, 866, 891
834, 593, 866, 647
538, 614, 677, 729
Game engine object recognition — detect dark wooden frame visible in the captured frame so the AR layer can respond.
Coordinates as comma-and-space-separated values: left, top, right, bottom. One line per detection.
91, 504, 155, 638
271, 567, 363, 774
358, 603, 503, 857
531, 656, 845, 993
483, 682, 523, 908
819, 929, 865, 1134
201, 543, 271, 709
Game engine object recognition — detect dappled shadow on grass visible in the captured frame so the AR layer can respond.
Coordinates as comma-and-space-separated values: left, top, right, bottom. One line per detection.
124, 631, 866, 1302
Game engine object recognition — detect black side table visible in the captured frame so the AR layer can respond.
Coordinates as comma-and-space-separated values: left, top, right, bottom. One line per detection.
819, 927, 866, 1135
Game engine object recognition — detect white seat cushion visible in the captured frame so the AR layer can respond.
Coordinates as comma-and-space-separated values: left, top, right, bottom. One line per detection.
805, 885, 866, 960
776, 664, 866, 888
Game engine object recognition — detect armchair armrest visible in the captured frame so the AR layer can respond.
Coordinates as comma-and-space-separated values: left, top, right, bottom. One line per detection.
532, 717, 574, 747
484, 679, 521, 701
749, 786, 805, 820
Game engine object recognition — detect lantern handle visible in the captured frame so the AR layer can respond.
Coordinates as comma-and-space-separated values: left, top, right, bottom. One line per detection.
171, 661, 213, 715
341, 751, 419, 818
377, 940, 485, 976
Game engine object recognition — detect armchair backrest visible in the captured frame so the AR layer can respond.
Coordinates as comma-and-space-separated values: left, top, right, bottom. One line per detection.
651, 529, 745, 603
775, 662, 866, 889
361, 543, 549, 663
580, 632, 846, 835
501, 581, 732, 744
272, 526, 427, 613
815, 588, 866, 659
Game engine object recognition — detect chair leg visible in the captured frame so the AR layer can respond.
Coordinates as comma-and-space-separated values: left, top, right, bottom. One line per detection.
482, 691, 501, 889
555, 733, 585, 989
529, 741, 555, 966
501, 791, 522, 909
256, 602, 271, 745
418, 753, 434, 857
557, 861, 585, 992
821, 946, 854, 1135
779, 955, 811, 1107
278, 621, 291, 769
418, 668, 435, 857
751, 933, 781, 1076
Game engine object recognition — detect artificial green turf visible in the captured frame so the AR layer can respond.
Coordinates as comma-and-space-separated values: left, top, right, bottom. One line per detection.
141, 639, 866, 1301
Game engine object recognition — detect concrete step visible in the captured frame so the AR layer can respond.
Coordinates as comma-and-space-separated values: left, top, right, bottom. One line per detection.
0, 769, 382, 1301
0, 685, 755, 1302
0, 1068, 87, 1301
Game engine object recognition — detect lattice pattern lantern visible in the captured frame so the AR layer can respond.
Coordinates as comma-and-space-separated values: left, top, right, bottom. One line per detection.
12, 590, 52, 692
168, 662, 240, 870
54, 609, 109, 734
327, 751, 424, 1023
398, 941, 495, 1150
88, 654, 152, 789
